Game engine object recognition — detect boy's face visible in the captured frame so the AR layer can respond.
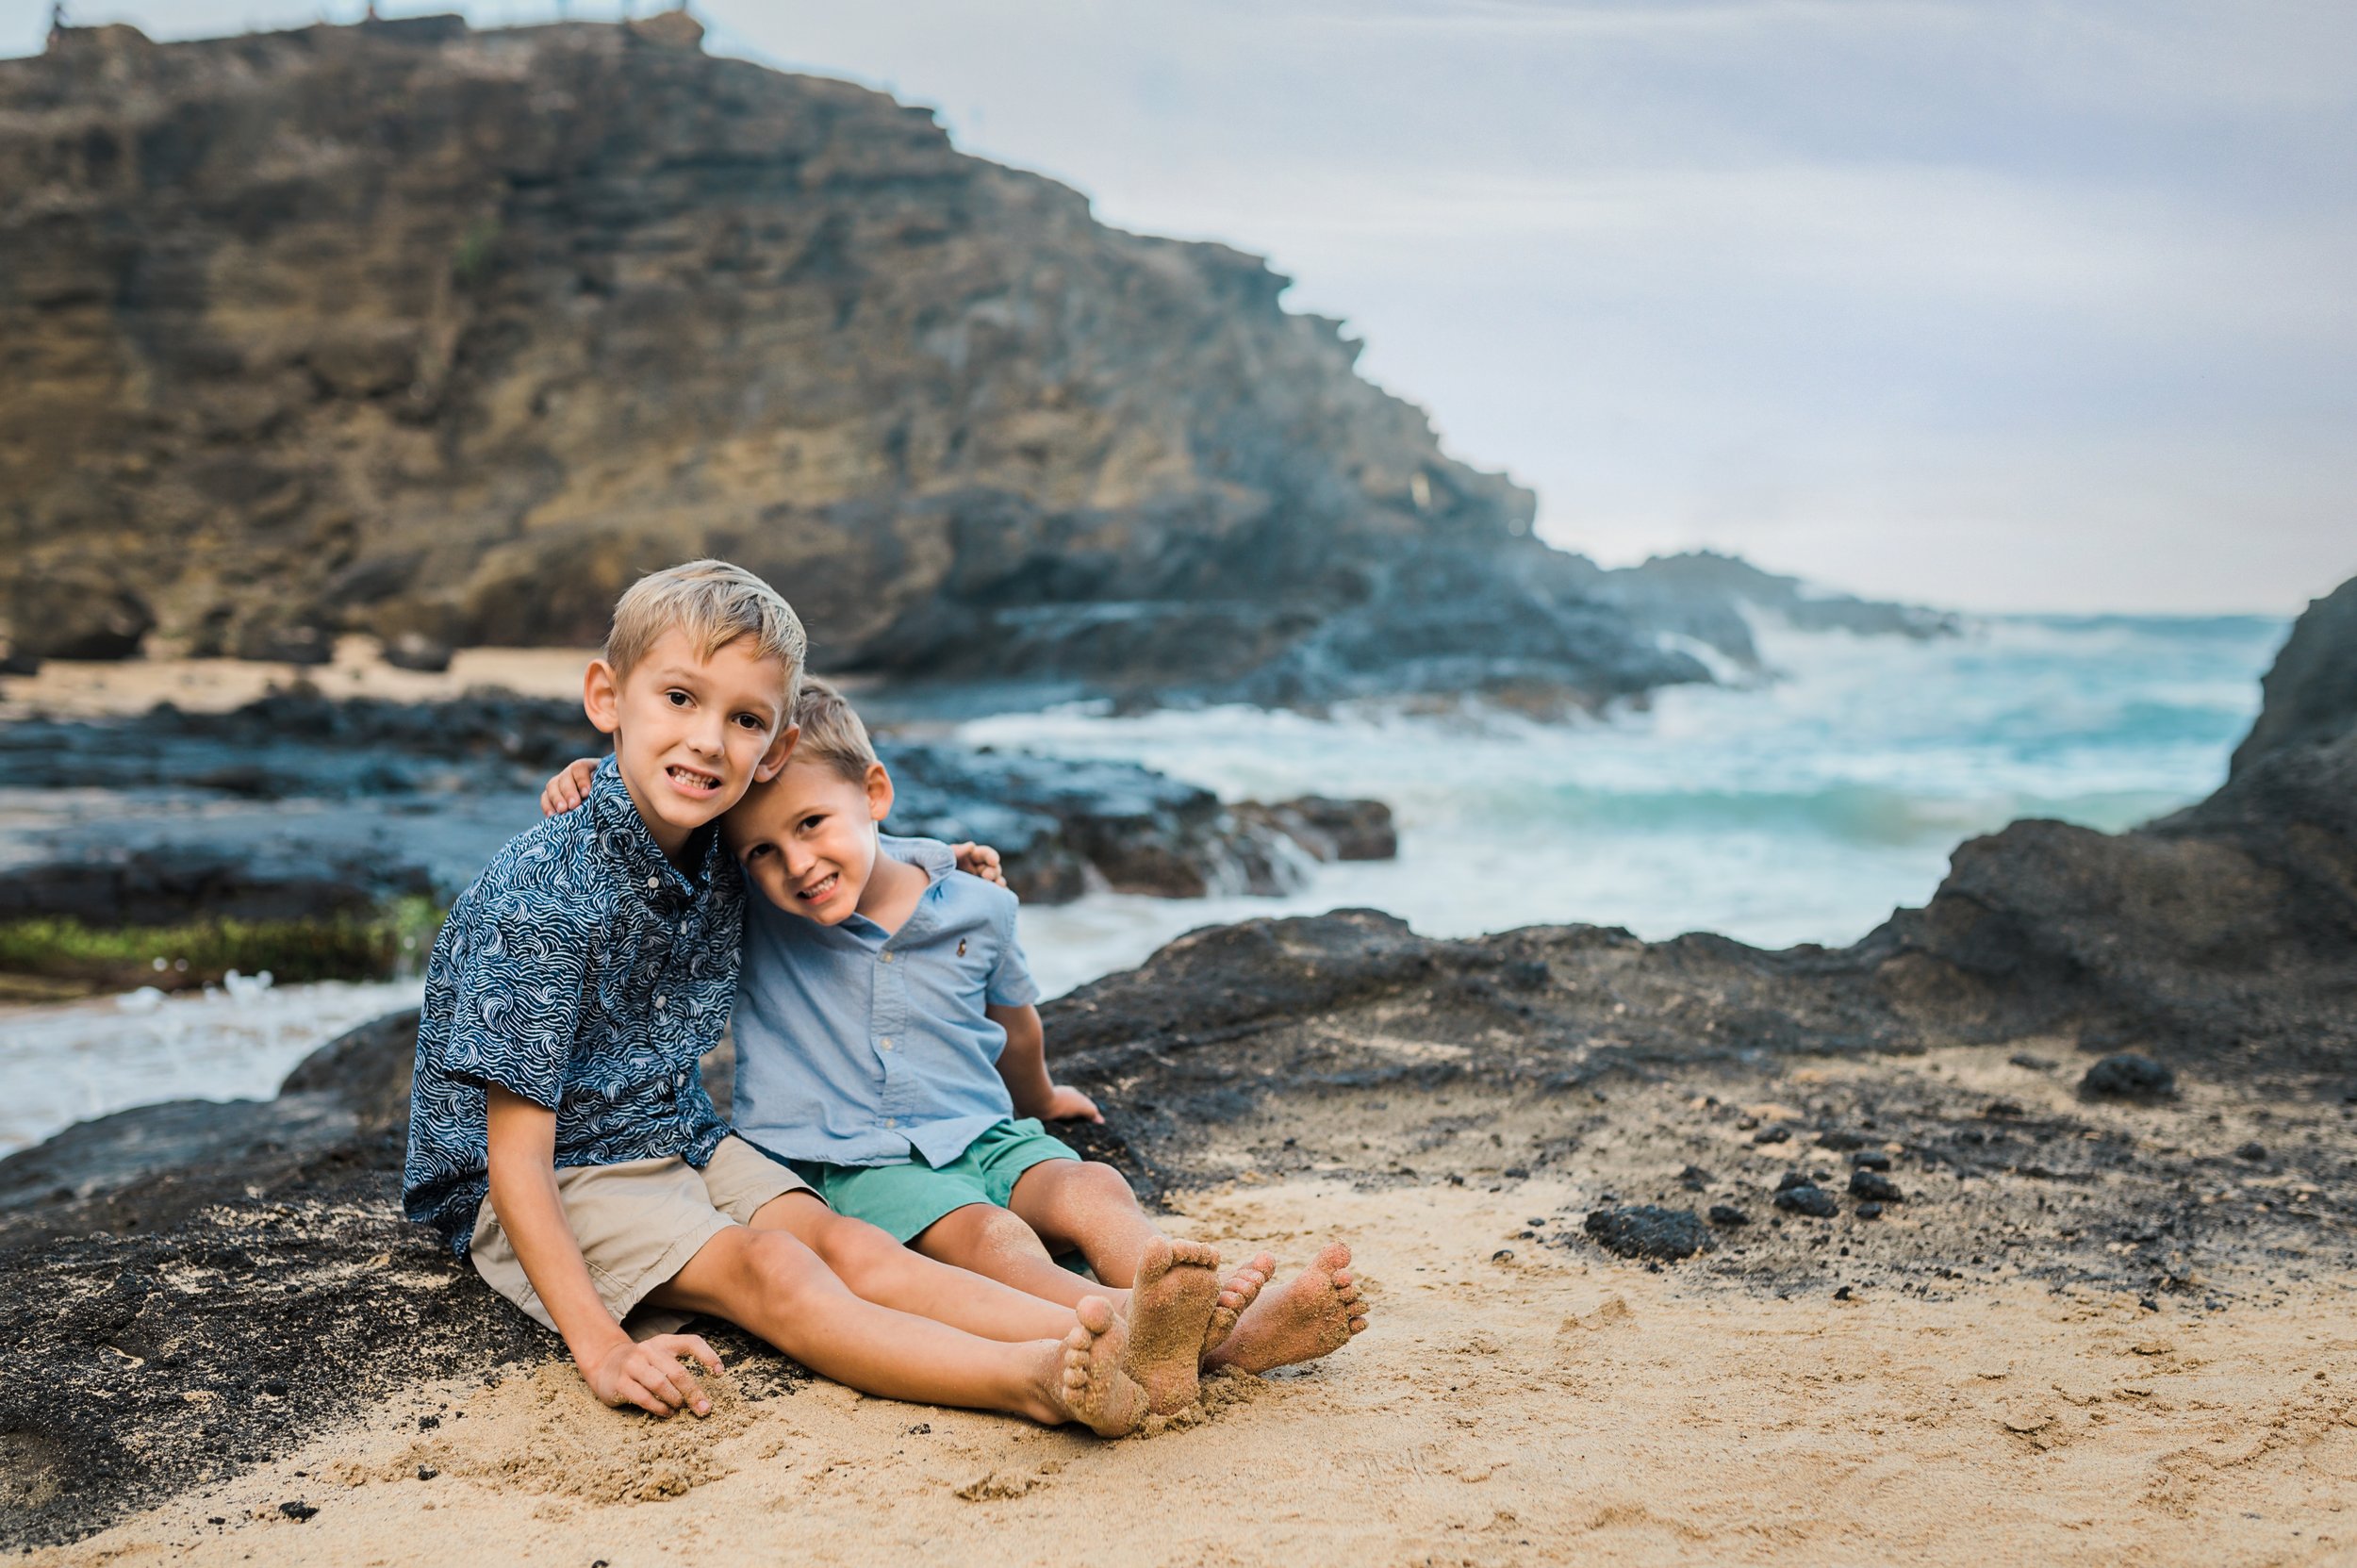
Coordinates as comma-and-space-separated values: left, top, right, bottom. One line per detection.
722, 756, 894, 925
583, 629, 798, 859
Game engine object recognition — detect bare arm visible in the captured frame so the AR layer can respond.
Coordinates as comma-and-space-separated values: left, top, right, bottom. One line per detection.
484, 1087, 719, 1415
986, 1002, 1101, 1123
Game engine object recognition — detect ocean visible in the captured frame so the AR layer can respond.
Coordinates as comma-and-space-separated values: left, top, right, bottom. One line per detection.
0, 612, 2286, 1154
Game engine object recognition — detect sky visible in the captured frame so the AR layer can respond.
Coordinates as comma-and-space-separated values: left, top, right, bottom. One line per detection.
7, 0, 2354, 614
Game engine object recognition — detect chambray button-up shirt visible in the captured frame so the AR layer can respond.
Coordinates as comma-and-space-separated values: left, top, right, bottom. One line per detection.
403, 756, 738, 1256
732, 835, 1041, 1168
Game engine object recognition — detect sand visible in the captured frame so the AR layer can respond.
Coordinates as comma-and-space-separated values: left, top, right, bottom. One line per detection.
41, 1177, 2354, 1568
0, 641, 603, 722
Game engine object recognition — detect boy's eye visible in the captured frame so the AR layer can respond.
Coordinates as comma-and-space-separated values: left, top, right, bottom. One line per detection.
666, 689, 691, 708
733, 712, 766, 730
799, 815, 826, 833
745, 844, 772, 860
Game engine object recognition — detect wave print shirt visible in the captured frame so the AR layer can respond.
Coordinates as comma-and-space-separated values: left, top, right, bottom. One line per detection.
403, 756, 739, 1257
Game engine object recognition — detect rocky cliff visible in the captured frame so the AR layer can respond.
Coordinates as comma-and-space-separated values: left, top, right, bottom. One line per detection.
0, 13, 1834, 706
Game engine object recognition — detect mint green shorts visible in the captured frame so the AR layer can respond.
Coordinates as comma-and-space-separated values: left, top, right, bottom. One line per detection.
783, 1118, 1080, 1242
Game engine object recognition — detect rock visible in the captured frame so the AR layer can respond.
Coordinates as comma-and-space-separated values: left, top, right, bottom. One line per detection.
1751, 1125, 1792, 1145
1848, 1170, 1904, 1203
1706, 1205, 1749, 1227
2230, 577, 2357, 775
277, 1502, 317, 1522
1677, 1164, 1712, 1191
1814, 1130, 1866, 1150
1856, 1201, 1885, 1219
381, 634, 454, 674
1982, 1098, 2026, 1117
1851, 1150, 1892, 1170
1580, 1206, 1709, 1262
1773, 1185, 1838, 1219
0, 20, 1936, 709
1230, 797, 1397, 863
2009, 1052, 2056, 1071
2234, 1142, 2268, 1163
2081, 1053, 2177, 1101
0, 651, 39, 677
1774, 1170, 1814, 1191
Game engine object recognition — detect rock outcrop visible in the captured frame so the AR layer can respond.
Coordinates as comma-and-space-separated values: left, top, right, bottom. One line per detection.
0, 18, 1926, 706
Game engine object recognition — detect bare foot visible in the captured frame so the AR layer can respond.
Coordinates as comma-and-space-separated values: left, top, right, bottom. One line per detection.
1204, 1242, 1369, 1375
1123, 1234, 1222, 1414
1047, 1295, 1147, 1436
1202, 1250, 1274, 1361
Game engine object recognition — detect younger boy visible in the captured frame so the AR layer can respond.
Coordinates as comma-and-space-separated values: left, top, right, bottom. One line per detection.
544, 680, 1371, 1415
406, 560, 1148, 1434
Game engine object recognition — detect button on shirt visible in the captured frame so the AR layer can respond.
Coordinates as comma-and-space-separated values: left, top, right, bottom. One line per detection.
403, 756, 738, 1256
732, 835, 1041, 1168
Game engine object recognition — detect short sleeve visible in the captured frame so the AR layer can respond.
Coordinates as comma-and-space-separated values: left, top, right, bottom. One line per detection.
984, 898, 1040, 1008
434, 900, 588, 1111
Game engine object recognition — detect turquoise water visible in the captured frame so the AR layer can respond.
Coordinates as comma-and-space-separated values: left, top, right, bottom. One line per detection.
966, 614, 2289, 998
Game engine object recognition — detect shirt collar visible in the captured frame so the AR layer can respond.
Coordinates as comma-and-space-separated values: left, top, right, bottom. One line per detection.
586, 754, 719, 902
814, 834, 954, 946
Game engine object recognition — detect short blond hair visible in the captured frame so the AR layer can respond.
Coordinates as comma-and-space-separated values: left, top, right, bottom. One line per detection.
789, 677, 881, 784
604, 559, 807, 688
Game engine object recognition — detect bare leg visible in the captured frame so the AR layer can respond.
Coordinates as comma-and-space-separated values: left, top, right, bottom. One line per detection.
748, 1190, 1075, 1344
1005, 1159, 1166, 1286
649, 1226, 1144, 1434
914, 1200, 1113, 1313
1205, 1242, 1370, 1376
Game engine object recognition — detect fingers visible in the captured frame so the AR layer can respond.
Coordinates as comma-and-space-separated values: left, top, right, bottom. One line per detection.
616, 1375, 673, 1417
679, 1334, 723, 1374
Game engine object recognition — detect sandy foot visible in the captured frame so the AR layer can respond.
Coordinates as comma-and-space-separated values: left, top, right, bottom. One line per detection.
46, 1178, 2357, 1568
1053, 1296, 1147, 1438
1122, 1236, 1222, 1415
1207, 1241, 1367, 1375
1203, 1251, 1275, 1362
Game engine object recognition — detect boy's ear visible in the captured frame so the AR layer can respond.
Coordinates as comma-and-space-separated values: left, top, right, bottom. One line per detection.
583, 658, 623, 736
755, 723, 800, 784
864, 760, 896, 825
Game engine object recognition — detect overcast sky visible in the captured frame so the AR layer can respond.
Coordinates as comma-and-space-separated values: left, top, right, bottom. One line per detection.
8, 1, 2353, 613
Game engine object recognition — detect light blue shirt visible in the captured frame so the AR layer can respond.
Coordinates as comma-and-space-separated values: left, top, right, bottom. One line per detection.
730, 835, 1042, 1167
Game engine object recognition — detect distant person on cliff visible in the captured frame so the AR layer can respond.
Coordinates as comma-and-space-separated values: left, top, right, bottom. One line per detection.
540, 679, 1371, 1416
404, 559, 1153, 1435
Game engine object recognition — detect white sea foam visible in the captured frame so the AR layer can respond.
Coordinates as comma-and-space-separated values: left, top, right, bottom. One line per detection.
972, 614, 2285, 998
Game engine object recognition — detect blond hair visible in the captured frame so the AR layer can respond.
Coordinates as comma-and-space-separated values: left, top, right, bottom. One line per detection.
789, 677, 881, 784
604, 559, 807, 686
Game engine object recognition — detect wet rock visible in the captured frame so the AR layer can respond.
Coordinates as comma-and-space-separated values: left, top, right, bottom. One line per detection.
1581, 1205, 1709, 1262
1773, 1185, 1838, 1219
1706, 1205, 1750, 1228
380, 633, 453, 674
1849, 1170, 1904, 1203
2081, 1053, 2177, 1102
1230, 797, 1397, 862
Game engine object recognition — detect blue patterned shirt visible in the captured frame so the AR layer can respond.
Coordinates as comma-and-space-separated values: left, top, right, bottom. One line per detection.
731, 835, 1042, 1168
403, 756, 739, 1256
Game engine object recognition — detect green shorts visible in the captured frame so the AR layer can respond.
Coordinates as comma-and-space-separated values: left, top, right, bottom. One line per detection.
782, 1118, 1080, 1243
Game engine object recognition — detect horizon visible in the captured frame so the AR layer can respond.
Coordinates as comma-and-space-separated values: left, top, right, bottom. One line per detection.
5, 1, 2352, 618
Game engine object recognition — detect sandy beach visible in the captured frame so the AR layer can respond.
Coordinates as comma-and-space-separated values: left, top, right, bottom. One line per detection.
41, 1174, 2354, 1568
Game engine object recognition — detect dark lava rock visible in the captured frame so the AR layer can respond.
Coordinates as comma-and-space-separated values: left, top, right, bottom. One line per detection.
1849, 1170, 1904, 1203
2231, 576, 2357, 774
1773, 1185, 1839, 1219
1851, 1150, 1892, 1170
2235, 1142, 2268, 1163
1751, 1125, 1792, 1145
381, 633, 454, 674
1983, 1098, 2026, 1118
1232, 797, 1398, 863
1706, 1205, 1750, 1228
2010, 1052, 2057, 1071
1581, 1205, 1710, 1262
1856, 1201, 1885, 1219
1814, 1130, 1866, 1151
2081, 1053, 2177, 1101
277, 1501, 316, 1522
1677, 1164, 1712, 1191
0, 650, 39, 677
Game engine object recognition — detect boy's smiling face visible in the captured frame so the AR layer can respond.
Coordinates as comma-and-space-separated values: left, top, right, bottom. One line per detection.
723, 756, 895, 925
583, 628, 798, 863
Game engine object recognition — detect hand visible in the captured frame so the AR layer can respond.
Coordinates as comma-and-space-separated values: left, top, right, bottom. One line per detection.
1041, 1084, 1104, 1123
541, 757, 601, 817
580, 1332, 722, 1418
950, 841, 1008, 889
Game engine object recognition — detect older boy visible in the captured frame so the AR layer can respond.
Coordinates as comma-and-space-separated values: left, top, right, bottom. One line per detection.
544, 680, 1372, 1416
405, 560, 1146, 1434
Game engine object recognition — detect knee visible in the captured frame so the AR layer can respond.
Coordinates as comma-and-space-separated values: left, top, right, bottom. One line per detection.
735, 1229, 832, 1312
1068, 1161, 1138, 1208
806, 1213, 908, 1288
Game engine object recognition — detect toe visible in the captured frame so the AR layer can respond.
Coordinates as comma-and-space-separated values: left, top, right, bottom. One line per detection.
1076, 1295, 1116, 1334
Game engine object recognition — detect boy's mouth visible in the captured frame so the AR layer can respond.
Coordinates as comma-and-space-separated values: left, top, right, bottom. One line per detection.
796, 871, 842, 904
665, 763, 722, 797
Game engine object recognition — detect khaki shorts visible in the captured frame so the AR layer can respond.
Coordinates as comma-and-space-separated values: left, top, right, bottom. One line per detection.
469, 1135, 817, 1338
